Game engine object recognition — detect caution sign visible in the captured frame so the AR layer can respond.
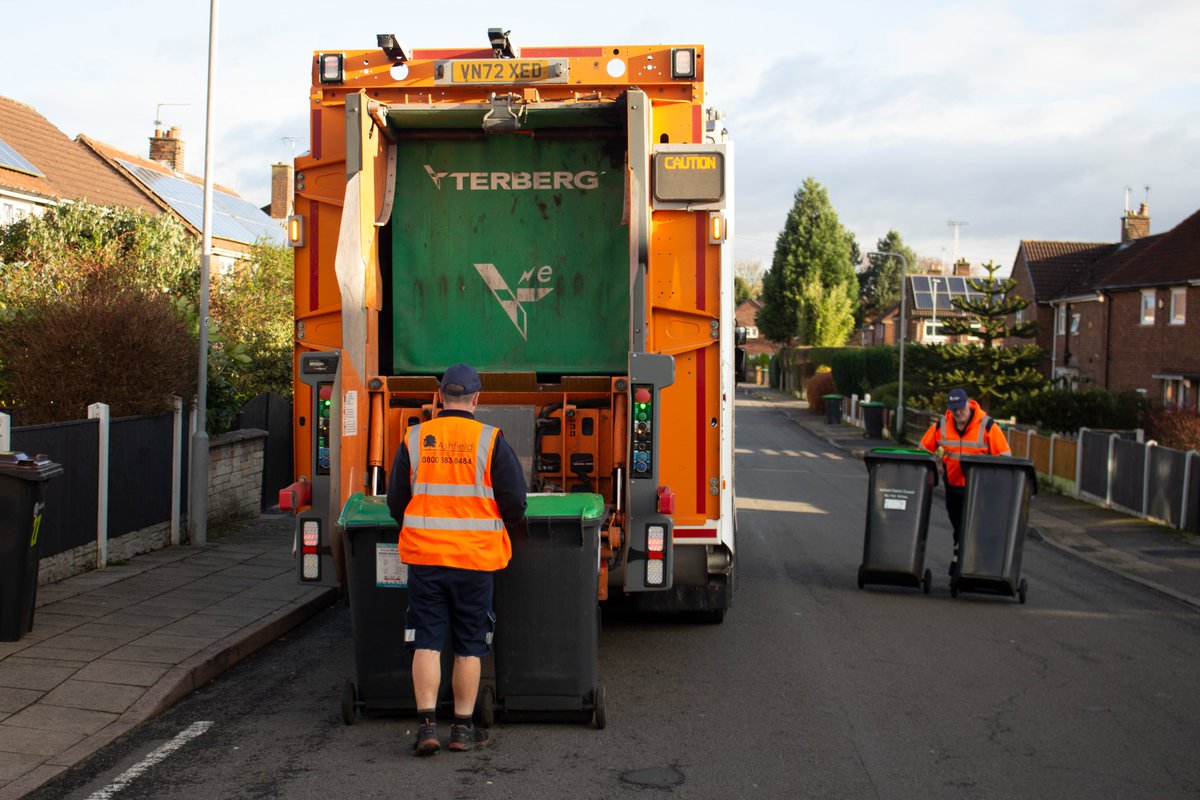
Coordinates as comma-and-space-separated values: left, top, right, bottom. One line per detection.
652, 148, 725, 203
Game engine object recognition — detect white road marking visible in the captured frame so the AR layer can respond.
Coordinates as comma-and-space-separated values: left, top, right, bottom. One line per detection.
735, 497, 829, 514
86, 721, 213, 800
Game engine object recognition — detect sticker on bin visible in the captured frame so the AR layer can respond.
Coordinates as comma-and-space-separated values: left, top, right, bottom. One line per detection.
376, 543, 408, 588
880, 488, 915, 511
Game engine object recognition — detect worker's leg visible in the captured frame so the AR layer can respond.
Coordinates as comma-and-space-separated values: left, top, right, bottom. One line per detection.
451, 655, 481, 717
412, 649, 443, 710
406, 565, 450, 755
945, 486, 964, 572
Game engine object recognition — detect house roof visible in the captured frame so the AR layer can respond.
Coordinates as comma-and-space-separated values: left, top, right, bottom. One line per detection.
1017, 240, 1113, 302
1057, 234, 1160, 298
0, 96, 160, 212
81, 136, 284, 248
1100, 207, 1200, 290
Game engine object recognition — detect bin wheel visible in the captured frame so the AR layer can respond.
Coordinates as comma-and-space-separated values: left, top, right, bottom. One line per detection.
1018, 579, 1028, 605
340, 680, 357, 726
856, 566, 865, 590
594, 685, 607, 730
949, 576, 959, 599
478, 685, 495, 728
922, 569, 932, 595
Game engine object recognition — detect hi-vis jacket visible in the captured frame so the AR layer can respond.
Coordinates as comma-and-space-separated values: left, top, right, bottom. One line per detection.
920, 399, 1011, 488
390, 413, 519, 571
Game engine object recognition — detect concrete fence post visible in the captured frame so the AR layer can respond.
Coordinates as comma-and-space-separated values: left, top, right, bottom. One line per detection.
1026, 427, 1034, 460
0, 411, 9, 451
88, 402, 111, 568
1182, 451, 1197, 532
1106, 433, 1118, 508
1049, 432, 1058, 485
171, 396, 183, 546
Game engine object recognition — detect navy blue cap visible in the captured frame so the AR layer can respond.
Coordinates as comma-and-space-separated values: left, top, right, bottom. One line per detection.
946, 388, 969, 410
440, 363, 482, 396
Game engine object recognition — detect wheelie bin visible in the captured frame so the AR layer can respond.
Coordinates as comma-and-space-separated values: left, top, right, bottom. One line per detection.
336, 493, 454, 724
950, 455, 1038, 604
858, 448, 937, 594
0, 452, 63, 642
491, 493, 608, 728
861, 402, 885, 439
823, 394, 844, 424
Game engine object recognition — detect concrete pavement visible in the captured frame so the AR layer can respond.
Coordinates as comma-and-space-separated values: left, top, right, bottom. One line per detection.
0, 513, 337, 800
748, 383, 1200, 608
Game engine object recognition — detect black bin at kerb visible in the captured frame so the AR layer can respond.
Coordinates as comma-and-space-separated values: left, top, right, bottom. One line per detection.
858, 448, 938, 594
0, 452, 64, 642
952, 454, 1038, 604
492, 493, 608, 728
861, 402, 885, 439
823, 394, 844, 424
336, 493, 453, 725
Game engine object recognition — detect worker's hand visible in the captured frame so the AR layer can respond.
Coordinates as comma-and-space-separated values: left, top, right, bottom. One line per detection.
936, 446, 946, 459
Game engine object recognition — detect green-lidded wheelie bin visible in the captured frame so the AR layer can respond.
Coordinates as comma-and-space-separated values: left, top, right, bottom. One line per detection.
823, 394, 844, 424
861, 402, 885, 439
336, 493, 453, 724
0, 452, 63, 642
858, 448, 938, 594
492, 493, 608, 729
951, 455, 1038, 604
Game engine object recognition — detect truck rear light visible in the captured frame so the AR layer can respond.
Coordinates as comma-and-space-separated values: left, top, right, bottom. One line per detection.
631, 385, 655, 479
300, 519, 321, 581
647, 524, 665, 553
671, 48, 696, 79
318, 53, 344, 84
645, 554, 665, 586
709, 212, 724, 244
302, 520, 320, 548
302, 553, 320, 580
287, 215, 305, 248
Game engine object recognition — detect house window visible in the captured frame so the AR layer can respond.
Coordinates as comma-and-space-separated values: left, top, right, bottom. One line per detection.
1015, 307, 1024, 324
1056, 306, 1065, 335
1070, 313, 1081, 335
1161, 378, 1188, 409
1141, 290, 1156, 325
746, 326, 759, 339
923, 320, 949, 341
1170, 288, 1186, 325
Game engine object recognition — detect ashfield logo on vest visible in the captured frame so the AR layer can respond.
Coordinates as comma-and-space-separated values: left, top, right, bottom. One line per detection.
419, 434, 476, 465
424, 164, 600, 192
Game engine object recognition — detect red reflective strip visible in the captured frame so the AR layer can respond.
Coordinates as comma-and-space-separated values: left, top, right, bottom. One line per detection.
309, 201, 320, 311
648, 551, 664, 560
697, 352, 707, 514
311, 108, 321, 160
693, 104, 702, 142
696, 214, 706, 309
675, 528, 716, 539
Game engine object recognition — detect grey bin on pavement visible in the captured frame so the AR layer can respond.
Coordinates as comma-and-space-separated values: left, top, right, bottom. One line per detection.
952, 454, 1039, 604
492, 493, 608, 728
823, 394, 844, 425
0, 452, 64, 642
858, 448, 938, 594
861, 402, 885, 439
336, 493, 454, 725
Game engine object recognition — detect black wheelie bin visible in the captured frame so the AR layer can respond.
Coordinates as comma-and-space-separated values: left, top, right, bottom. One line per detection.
858, 448, 938, 594
950, 454, 1038, 603
491, 493, 608, 729
336, 493, 454, 724
0, 452, 63, 642
823, 394, 844, 424
861, 402, 885, 439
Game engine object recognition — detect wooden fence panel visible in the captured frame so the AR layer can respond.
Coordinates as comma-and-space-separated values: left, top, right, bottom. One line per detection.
1052, 437, 1076, 481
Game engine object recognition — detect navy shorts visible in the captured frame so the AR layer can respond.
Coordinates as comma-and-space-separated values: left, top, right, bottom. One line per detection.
405, 564, 496, 658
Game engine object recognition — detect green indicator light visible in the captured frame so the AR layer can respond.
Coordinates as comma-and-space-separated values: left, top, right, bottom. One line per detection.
636, 411, 649, 421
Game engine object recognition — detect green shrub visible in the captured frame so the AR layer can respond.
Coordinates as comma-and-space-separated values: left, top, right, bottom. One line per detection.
830, 346, 895, 397
1146, 407, 1200, 452
1001, 388, 1149, 433
806, 370, 837, 415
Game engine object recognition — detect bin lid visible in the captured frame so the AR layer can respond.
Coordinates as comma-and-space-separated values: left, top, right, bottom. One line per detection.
526, 492, 607, 521
338, 493, 400, 530
861, 401, 885, 407
864, 447, 939, 470
0, 451, 64, 481
822, 393, 843, 399
958, 454, 1039, 495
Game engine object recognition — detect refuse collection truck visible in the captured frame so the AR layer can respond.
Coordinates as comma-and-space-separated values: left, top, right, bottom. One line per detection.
282, 29, 735, 619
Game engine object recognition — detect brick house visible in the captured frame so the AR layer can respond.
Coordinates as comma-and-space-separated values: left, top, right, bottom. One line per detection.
735, 298, 776, 358
1009, 204, 1200, 409
860, 259, 979, 347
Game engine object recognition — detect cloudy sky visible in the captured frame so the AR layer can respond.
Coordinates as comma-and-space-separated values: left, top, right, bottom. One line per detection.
6, 0, 1198, 274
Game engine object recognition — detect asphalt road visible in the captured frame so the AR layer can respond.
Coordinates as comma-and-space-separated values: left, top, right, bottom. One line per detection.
29, 388, 1200, 799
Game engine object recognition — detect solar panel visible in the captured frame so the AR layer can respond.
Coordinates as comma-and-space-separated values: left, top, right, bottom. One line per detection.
0, 136, 45, 177
910, 276, 930, 292
117, 159, 284, 246
912, 292, 932, 310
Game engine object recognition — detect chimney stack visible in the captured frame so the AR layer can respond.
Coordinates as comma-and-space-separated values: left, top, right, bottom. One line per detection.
1121, 203, 1150, 243
270, 163, 294, 219
953, 258, 971, 277
149, 126, 185, 173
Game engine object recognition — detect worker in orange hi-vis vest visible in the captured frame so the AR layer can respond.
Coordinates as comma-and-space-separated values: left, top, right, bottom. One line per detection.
919, 387, 1011, 574
386, 363, 527, 757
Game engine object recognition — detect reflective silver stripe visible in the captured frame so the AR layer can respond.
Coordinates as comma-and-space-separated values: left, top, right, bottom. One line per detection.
402, 515, 504, 531
938, 415, 988, 448
412, 482, 496, 499
406, 426, 423, 492
475, 425, 496, 489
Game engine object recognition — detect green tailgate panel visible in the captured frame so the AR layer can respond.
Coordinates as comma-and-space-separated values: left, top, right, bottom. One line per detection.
391, 135, 629, 374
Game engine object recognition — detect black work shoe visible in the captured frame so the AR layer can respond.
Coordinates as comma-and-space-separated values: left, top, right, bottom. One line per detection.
413, 722, 440, 756
448, 724, 492, 752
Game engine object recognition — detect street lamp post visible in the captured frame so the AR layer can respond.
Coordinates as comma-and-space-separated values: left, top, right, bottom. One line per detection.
188, 0, 219, 547
869, 251, 908, 438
